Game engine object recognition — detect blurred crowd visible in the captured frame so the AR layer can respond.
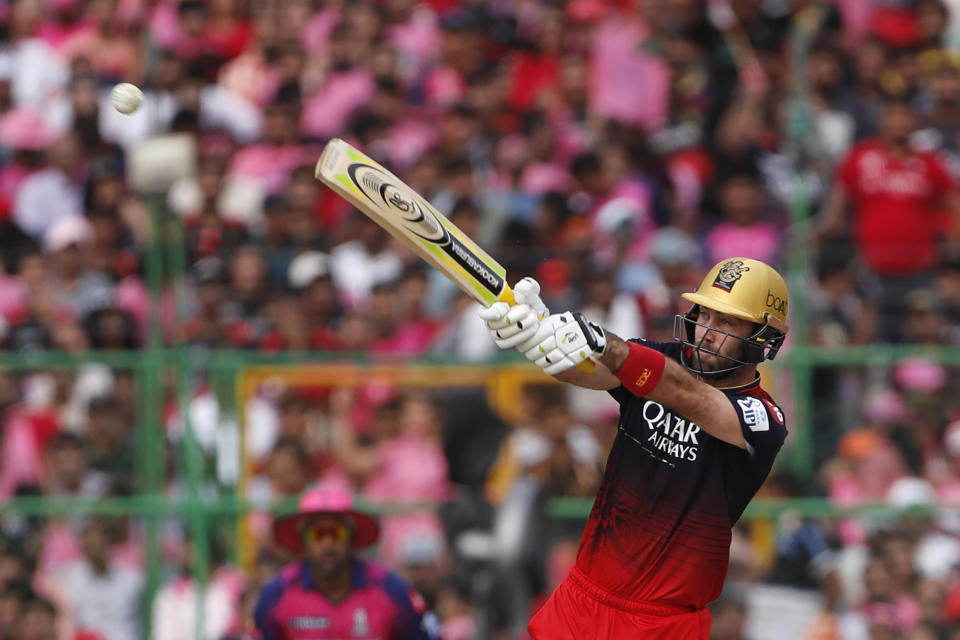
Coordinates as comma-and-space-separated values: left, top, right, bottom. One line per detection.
2, 0, 960, 639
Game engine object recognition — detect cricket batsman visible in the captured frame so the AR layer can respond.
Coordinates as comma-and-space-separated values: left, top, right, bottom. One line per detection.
480, 258, 790, 639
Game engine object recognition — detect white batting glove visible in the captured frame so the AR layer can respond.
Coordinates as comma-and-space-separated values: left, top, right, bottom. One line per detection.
522, 311, 607, 375
478, 277, 548, 350
513, 277, 548, 319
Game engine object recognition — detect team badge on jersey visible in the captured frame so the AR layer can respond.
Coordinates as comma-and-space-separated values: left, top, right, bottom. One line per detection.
712, 260, 750, 292
352, 608, 369, 636
736, 397, 769, 432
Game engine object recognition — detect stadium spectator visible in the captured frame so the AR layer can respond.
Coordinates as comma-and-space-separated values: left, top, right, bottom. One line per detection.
817, 93, 960, 341
55, 518, 143, 640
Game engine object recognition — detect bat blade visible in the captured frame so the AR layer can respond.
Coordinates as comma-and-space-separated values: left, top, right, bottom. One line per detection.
315, 138, 595, 372
315, 138, 513, 307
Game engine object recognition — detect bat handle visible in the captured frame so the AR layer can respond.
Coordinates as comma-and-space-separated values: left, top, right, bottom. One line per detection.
496, 286, 597, 373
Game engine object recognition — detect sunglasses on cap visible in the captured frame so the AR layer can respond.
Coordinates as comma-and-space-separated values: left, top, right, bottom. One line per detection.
302, 521, 351, 544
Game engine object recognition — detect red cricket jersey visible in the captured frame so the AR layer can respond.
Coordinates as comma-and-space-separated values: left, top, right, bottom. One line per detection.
573, 340, 787, 610
838, 140, 956, 275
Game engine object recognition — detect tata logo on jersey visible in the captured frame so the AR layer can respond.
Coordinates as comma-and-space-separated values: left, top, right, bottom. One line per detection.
642, 401, 700, 461
765, 289, 787, 314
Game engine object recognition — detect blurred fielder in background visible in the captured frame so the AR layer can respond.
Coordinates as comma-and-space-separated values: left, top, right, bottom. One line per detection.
254, 486, 438, 640
481, 257, 790, 639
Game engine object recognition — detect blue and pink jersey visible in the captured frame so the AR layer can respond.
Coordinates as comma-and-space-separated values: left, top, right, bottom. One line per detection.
575, 339, 788, 609
254, 558, 437, 640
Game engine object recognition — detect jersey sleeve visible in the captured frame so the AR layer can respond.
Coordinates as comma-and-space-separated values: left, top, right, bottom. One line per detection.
253, 576, 286, 640
382, 572, 440, 640
728, 393, 787, 475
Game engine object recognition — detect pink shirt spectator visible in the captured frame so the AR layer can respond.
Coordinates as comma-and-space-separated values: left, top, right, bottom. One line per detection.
704, 221, 782, 267
39, 522, 82, 573
0, 163, 38, 207
114, 276, 149, 344
301, 8, 341, 55
148, 2, 181, 52
218, 51, 282, 107
378, 512, 446, 571
370, 320, 443, 356
0, 273, 26, 320
386, 8, 441, 81
228, 145, 308, 195
36, 18, 94, 52
835, 0, 872, 40
421, 66, 466, 109
589, 15, 668, 130
0, 411, 51, 497
364, 436, 450, 503
301, 69, 376, 139
385, 120, 437, 171
57, 30, 140, 80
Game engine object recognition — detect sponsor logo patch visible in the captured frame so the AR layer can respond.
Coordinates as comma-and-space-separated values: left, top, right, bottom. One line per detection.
635, 368, 652, 389
290, 616, 331, 630
762, 398, 785, 425
737, 397, 769, 432
765, 289, 787, 314
712, 260, 750, 292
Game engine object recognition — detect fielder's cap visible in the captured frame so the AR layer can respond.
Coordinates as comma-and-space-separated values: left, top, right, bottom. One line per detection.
273, 486, 379, 552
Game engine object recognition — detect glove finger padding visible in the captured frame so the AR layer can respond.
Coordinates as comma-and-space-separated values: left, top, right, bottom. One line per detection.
478, 302, 511, 323
519, 313, 569, 356
514, 277, 548, 318
483, 303, 540, 349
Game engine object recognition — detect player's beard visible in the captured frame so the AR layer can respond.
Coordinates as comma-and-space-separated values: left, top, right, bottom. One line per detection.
691, 337, 748, 380
311, 550, 348, 580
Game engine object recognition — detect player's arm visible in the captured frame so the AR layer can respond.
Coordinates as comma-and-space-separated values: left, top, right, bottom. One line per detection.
552, 359, 620, 390
554, 322, 746, 449
535, 316, 748, 448
601, 334, 747, 448
383, 573, 440, 640
253, 577, 286, 640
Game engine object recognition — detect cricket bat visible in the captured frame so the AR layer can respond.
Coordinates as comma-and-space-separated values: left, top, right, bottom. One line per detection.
315, 138, 595, 372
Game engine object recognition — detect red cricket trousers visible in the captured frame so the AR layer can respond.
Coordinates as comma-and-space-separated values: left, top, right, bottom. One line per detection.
528, 566, 711, 640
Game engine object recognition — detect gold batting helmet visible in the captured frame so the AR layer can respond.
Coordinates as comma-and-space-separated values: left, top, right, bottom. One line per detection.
675, 258, 789, 376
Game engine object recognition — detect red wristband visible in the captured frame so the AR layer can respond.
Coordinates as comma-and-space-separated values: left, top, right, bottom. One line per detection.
614, 342, 666, 397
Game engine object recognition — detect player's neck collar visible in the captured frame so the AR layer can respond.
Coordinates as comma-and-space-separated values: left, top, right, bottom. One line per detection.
714, 372, 761, 392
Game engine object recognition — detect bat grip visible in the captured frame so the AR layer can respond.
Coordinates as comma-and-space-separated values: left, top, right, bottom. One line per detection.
496, 286, 596, 373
